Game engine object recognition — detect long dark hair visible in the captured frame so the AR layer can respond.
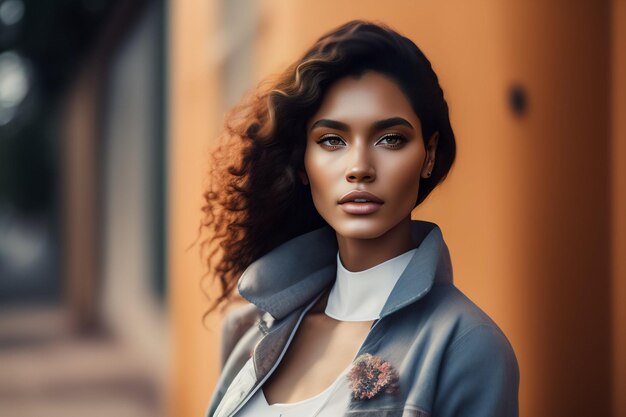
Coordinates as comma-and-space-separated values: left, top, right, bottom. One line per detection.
199, 20, 456, 317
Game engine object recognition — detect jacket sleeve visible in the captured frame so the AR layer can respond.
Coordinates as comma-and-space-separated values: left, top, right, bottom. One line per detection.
433, 324, 519, 417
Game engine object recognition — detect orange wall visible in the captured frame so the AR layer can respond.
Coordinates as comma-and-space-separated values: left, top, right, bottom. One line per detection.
168, 1, 223, 417
612, 1, 626, 416
169, 1, 624, 416
499, 3, 612, 415
255, 1, 613, 414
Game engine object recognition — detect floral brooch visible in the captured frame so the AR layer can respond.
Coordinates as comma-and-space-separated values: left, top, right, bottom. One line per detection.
347, 353, 399, 400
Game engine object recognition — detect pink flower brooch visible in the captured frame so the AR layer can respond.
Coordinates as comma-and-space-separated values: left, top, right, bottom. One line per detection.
347, 353, 399, 400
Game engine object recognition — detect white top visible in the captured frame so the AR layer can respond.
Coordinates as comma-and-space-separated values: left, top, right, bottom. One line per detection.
234, 247, 417, 417
325, 248, 417, 321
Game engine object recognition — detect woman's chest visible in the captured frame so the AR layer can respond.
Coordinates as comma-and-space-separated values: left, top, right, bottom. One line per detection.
262, 313, 374, 405
212, 297, 449, 417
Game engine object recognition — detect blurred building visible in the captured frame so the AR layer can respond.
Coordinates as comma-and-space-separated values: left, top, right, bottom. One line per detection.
0, 1, 168, 416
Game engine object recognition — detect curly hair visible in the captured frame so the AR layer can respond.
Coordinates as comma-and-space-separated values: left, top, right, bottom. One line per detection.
199, 19, 456, 317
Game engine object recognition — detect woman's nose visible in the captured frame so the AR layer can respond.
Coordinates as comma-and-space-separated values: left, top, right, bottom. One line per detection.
345, 146, 376, 183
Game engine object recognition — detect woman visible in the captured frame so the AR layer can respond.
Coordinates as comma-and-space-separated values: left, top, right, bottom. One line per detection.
201, 20, 519, 417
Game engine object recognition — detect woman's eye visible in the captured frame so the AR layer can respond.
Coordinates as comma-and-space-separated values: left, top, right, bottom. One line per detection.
317, 135, 346, 148
377, 134, 407, 148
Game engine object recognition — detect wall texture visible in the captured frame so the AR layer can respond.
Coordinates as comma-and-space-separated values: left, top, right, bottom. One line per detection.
168, 1, 223, 417
612, 1, 626, 416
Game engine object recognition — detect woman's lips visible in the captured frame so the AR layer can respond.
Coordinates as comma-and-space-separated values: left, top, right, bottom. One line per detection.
338, 190, 384, 214
339, 201, 383, 214
338, 190, 384, 204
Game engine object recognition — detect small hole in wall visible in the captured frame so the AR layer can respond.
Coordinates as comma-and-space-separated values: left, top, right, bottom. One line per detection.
509, 83, 528, 117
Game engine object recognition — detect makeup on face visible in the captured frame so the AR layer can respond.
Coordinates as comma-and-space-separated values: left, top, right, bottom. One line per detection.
303, 71, 431, 242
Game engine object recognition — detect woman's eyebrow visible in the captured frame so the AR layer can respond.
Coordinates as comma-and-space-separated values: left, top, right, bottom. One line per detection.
373, 117, 414, 131
309, 117, 414, 132
309, 119, 349, 132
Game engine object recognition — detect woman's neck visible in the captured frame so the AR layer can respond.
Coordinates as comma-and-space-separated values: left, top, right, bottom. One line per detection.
335, 216, 415, 272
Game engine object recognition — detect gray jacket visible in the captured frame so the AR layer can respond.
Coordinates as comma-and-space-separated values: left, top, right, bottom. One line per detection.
205, 220, 519, 417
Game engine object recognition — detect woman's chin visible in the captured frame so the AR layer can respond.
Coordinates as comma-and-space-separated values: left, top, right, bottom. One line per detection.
330, 218, 393, 241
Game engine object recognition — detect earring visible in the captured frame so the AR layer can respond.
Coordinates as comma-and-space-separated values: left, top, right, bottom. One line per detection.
424, 164, 432, 178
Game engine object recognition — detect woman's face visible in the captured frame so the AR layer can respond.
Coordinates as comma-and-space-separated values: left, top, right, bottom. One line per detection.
303, 71, 438, 240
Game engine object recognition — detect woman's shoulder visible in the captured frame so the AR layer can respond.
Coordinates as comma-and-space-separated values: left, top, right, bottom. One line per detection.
392, 283, 519, 415
401, 282, 517, 359
431, 283, 505, 327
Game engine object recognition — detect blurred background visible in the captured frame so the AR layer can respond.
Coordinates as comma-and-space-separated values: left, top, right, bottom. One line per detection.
0, 1, 624, 417
0, 0, 167, 416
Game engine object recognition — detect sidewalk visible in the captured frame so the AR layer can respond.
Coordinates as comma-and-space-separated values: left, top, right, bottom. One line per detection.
0, 306, 164, 417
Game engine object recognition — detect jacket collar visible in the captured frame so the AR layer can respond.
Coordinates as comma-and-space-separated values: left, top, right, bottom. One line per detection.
237, 219, 453, 320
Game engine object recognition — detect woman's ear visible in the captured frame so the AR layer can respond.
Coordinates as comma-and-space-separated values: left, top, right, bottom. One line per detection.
298, 169, 309, 185
421, 131, 439, 178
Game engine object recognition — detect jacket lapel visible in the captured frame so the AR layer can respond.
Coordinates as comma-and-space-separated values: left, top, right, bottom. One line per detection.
237, 220, 451, 322
252, 307, 303, 379
213, 291, 326, 417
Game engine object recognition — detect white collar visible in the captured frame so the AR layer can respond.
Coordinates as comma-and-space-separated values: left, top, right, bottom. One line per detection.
324, 247, 418, 321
